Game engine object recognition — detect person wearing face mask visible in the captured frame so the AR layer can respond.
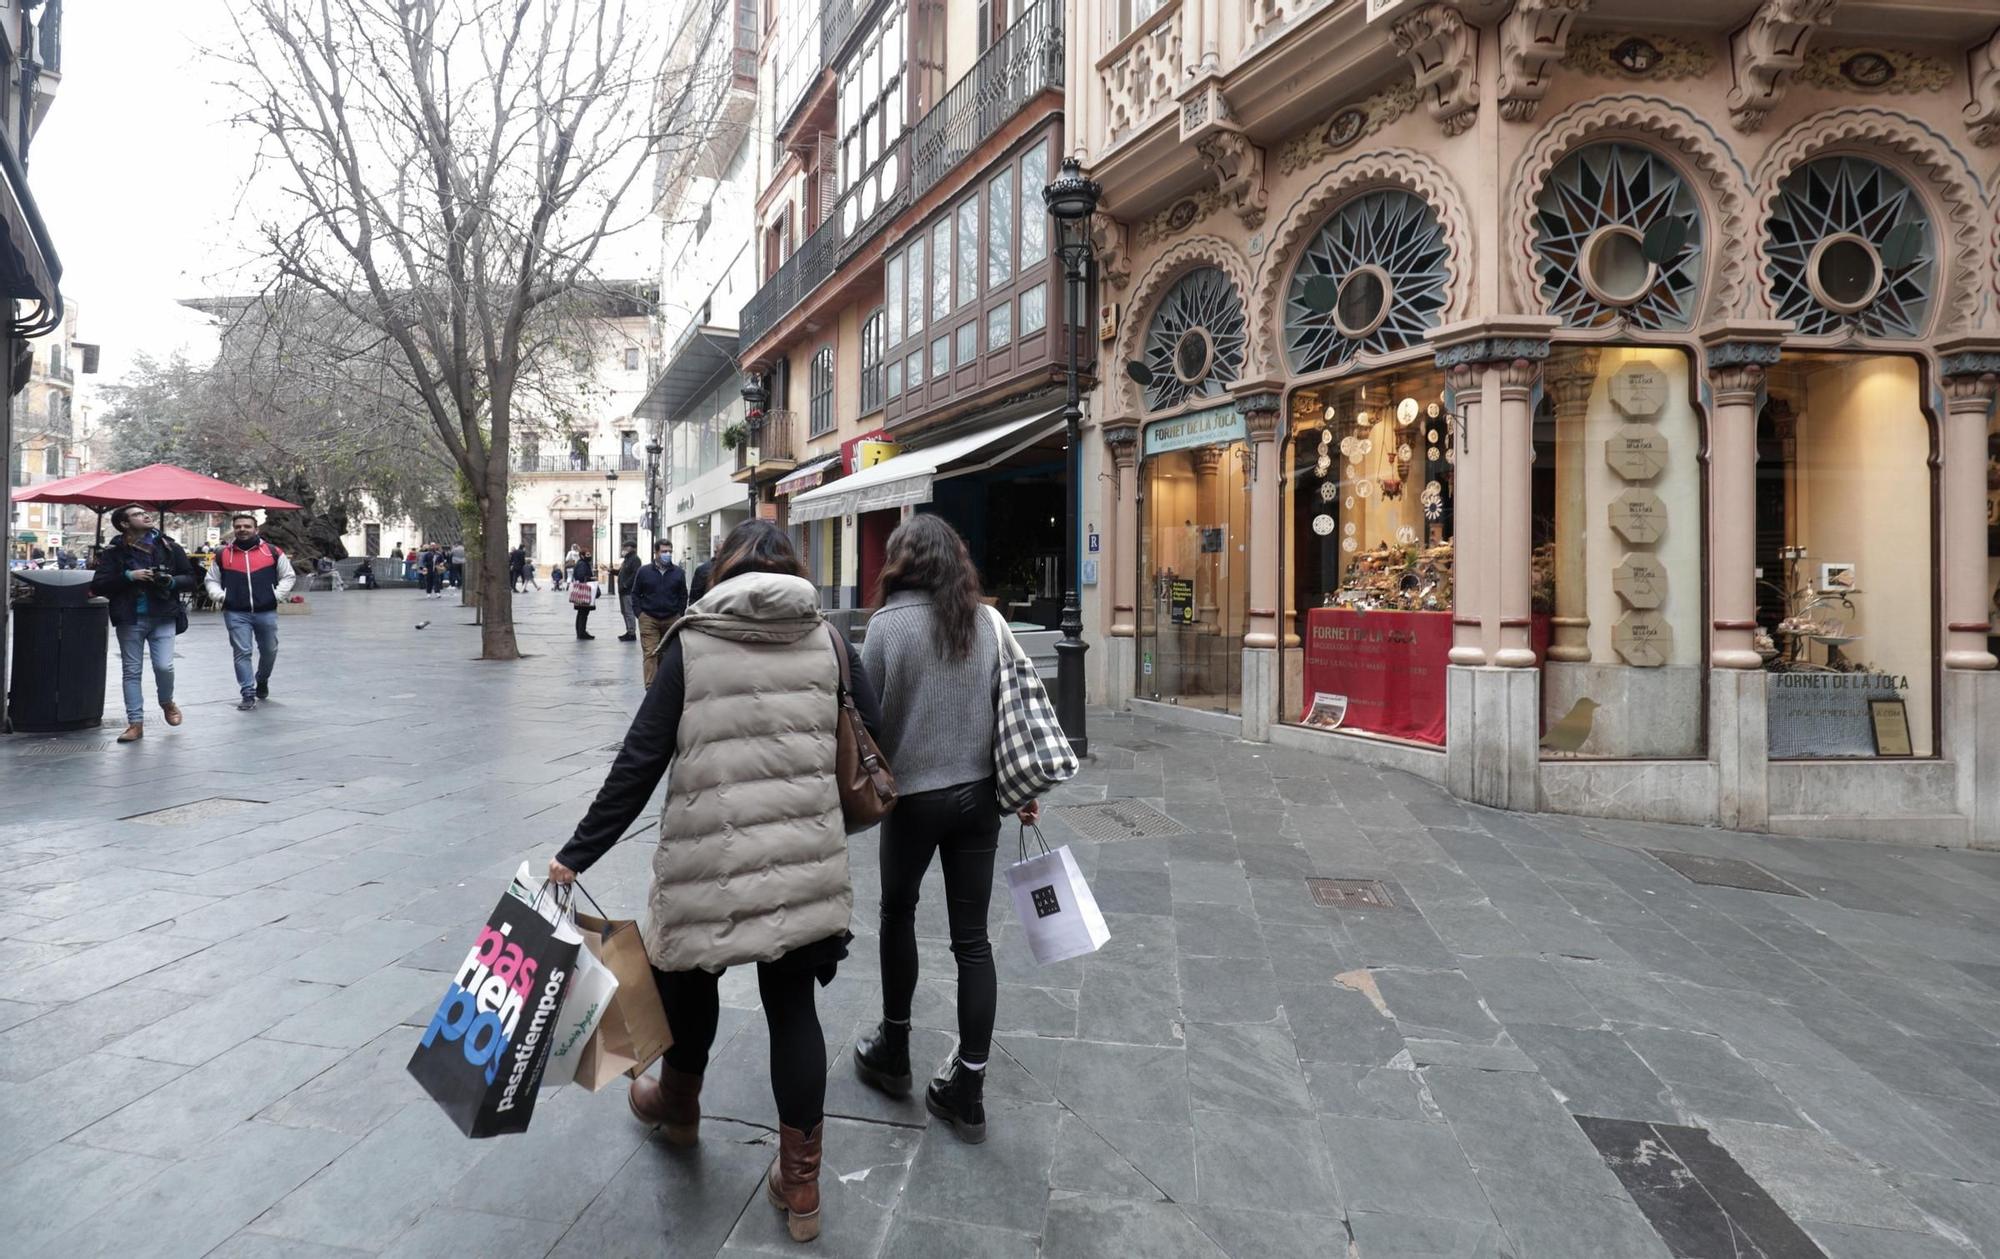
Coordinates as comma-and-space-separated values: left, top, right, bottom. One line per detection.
631, 537, 688, 688
90, 505, 197, 743
205, 512, 297, 710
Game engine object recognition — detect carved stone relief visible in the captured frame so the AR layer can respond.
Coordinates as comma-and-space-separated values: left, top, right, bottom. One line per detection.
1727, 0, 1839, 132
1391, 3, 1480, 138
1561, 32, 1715, 82
1498, 0, 1592, 122
1276, 80, 1422, 176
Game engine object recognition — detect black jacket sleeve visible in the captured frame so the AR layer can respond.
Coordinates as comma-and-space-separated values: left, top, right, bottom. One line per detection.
164, 541, 196, 592
555, 634, 884, 874
90, 544, 122, 598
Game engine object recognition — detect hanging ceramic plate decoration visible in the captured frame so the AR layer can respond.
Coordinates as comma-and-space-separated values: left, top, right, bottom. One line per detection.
1318, 429, 1333, 449
1397, 443, 1412, 462
1445, 448, 1456, 464
1342, 537, 1357, 553
1355, 437, 1372, 456
1428, 446, 1441, 460
1427, 428, 1439, 443
1397, 398, 1419, 427
1421, 481, 1443, 520
1355, 478, 1374, 498
1342, 521, 1356, 536
1427, 402, 1442, 419
1342, 496, 1354, 509
1315, 455, 1332, 477
1312, 514, 1335, 536
1355, 411, 1371, 429
1318, 481, 1337, 502
1396, 525, 1417, 545
1338, 435, 1357, 459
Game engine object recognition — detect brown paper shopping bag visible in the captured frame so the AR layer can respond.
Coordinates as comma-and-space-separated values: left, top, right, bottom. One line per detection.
572, 910, 673, 1088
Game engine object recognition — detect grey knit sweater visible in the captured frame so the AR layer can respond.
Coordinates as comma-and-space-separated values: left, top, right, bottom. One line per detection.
860, 589, 1000, 796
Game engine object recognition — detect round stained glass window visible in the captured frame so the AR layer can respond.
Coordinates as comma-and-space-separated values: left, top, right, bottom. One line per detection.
1173, 327, 1215, 385
1534, 143, 1702, 330
1768, 156, 1933, 338
1140, 267, 1247, 412
1582, 226, 1655, 306
1333, 267, 1391, 340
1808, 234, 1882, 313
1285, 191, 1449, 373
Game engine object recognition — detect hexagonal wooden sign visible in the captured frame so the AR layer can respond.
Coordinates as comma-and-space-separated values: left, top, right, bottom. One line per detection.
1613, 609, 1673, 667
1605, 426, 1669, 482
1608, 363, 1668, 418
1607, 488, 1667, 546
1612, 554, 1669, 609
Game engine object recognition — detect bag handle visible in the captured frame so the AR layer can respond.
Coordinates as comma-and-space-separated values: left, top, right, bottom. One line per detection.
1018, 821, 1052, 863
826, 623, 890, 778
824, 621, 852, 697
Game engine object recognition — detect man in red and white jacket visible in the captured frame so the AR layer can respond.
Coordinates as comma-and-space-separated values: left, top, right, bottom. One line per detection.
205, 512, 297, 710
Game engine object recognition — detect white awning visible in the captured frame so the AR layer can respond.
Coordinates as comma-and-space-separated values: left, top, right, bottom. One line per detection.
786, 408, 1064, 524
774, 454, 841, 495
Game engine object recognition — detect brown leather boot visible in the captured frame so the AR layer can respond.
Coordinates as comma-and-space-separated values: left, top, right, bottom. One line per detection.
764, 1122, 823, 1242
629, 1062, 702, 1147
117, 723, 143, 744
161, 702, 183, 727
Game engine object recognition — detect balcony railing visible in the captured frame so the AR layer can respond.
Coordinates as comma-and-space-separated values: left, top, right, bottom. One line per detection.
909, 0, 1062, 201
740, 0, 1064, 354
514, 455, 631, 475
734, 408, 800, 477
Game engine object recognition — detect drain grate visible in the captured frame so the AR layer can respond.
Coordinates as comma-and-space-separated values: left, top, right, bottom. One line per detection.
16, 738, 116, 756
123, 797, 265, 826
1307, 878, 1400, 910
1648, 850, 1805, 897
1051, 800, 1188, 840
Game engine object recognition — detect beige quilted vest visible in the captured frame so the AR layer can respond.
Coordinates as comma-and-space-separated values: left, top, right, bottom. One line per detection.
642, 572, 851, 972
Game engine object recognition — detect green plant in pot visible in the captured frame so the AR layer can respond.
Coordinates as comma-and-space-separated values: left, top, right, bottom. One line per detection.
721, 421, 749, 452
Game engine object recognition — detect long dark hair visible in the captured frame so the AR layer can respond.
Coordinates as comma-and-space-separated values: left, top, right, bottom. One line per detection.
875, 513, 981, 660
709, 520, 809, 585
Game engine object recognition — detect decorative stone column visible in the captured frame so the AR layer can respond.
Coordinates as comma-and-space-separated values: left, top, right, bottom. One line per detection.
1545, 350, 1599, 662
1237, 387, 1283, 740
1936, 338, 2000, 846
1427, 316, 1559, 812
1700, 322, 1789, 833
1103, 423, 1141, 709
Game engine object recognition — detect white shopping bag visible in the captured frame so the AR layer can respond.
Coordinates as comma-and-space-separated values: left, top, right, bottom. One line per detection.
1005, 824, 1110, 965
543, 930, 619, 1090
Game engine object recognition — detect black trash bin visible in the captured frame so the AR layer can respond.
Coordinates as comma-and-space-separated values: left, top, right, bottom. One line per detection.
9, 570, 110, 732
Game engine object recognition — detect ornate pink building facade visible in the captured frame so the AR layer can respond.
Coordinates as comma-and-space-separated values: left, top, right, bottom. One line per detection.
1072, 0, 2000, 844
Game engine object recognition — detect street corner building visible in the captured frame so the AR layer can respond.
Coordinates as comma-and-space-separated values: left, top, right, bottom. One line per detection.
1062, 0, 2000, 846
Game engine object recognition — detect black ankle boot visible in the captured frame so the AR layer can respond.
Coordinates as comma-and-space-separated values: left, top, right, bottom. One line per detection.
925, 1056, 987, 1144
853, 1021, 912, 1096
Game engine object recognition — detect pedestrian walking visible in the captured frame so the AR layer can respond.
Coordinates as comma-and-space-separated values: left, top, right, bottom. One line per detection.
205, 511, 297, 710
520, 550, 541, 591
449, 542, 467, 589
418, 545, 442, 598
90, 505, 196, 744
614, 540, 642, 642
853, 514, 1036, 1143
688, 556, 715, 605
547, 521, 881, 1243
551, 559, 567, 591
564, 544, 580, 571
570, 549, 598, 639
632, 538, 688, 687
402, 548, 418, 583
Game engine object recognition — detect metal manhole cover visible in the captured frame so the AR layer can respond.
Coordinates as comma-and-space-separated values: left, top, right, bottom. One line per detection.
123, 798, 265, 826
1051, 800, 1187, 840
1648, 850, 1805, 897
1307, 878, 1401, 910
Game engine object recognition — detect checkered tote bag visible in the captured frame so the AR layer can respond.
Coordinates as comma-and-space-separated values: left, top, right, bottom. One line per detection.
988, 607, 1079, 812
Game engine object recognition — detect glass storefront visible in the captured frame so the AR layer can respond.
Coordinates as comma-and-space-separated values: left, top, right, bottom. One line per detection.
1136, 409, 1250, 713
1757, 353, 1935, 757
1281, 363, 1456, 742
1532, 347, 1704, 758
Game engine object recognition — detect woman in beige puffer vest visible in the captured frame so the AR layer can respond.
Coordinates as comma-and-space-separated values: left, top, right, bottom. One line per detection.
550, 522, 881, 1244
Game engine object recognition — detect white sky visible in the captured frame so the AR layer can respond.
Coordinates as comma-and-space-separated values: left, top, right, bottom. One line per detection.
27, 2, 662, 398
32, 0, 250, 387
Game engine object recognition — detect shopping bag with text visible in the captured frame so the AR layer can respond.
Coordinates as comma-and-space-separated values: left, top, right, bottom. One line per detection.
1005, 824, 1110, 965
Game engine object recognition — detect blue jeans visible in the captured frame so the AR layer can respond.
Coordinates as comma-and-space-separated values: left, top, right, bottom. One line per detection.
224, 610, 280, 698
116, 616, 177, 724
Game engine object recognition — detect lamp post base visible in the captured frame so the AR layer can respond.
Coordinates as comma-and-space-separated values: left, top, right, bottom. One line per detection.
1055, 633, 1089, 758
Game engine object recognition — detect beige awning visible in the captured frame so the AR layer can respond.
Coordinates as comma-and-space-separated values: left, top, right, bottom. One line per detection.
785, 408, 1064, 524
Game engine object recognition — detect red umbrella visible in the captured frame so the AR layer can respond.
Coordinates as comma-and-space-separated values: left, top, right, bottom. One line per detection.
13, 463, 302, 512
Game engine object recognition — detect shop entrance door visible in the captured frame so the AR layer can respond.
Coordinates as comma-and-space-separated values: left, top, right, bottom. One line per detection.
563, 518, 593, 558
1136, 442, 1249, 713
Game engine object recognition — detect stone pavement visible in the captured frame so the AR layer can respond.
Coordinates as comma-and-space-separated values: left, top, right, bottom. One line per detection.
2, 590, 1999, 1258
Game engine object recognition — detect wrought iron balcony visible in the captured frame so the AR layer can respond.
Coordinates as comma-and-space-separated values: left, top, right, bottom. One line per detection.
739, 135, 909, 349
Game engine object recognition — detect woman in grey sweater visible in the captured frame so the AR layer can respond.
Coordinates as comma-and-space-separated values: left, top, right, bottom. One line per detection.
854, 514, 1037, 1143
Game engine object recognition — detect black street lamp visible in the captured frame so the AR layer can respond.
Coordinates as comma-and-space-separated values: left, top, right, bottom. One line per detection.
741, 372, 770, 517
644, 439, 663, 552
1043, 155, 1101, 757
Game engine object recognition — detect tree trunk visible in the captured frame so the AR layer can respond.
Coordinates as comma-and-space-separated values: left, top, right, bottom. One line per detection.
477, 487, 520, 659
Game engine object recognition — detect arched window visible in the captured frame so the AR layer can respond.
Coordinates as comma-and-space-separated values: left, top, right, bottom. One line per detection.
809, 346, 835, 437
1534, 143, 1703, 330
1285, 190, 1449, 374
1767, 156, 1934, 338
1140, 266, 1246, 412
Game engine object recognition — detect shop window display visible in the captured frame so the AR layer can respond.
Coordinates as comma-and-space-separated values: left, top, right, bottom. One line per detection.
1281, 365, 1457, 743
1137, 414, 1249, 714
1531, 347, 1704, 758
1755, 353, 1934, 757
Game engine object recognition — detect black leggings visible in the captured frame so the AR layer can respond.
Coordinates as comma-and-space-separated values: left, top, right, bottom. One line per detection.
654, 962, 825, 1131
574, 606, 592, 637
879, 778, 1001, 1063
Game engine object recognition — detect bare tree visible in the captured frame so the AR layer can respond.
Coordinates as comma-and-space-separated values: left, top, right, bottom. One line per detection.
220, 0, 672, 658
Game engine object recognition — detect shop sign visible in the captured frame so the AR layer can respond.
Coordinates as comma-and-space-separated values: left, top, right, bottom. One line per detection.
840, 429, 892, 474
1612, 609, 1673, 668
1302, 608, 1448, 745
1607, 488, 1667, 546
1143, 404, 1245, 458
1168, 579, 1195, 625
1605, 426, 1669, 482
1088, 531, 1100, 553
1609, 363, 1669, 417
1766, 672, 1910, 758
1611, 554, 1667, 609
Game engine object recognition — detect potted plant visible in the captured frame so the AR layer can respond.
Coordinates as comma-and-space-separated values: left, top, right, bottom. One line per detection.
722, 421, 749, 451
